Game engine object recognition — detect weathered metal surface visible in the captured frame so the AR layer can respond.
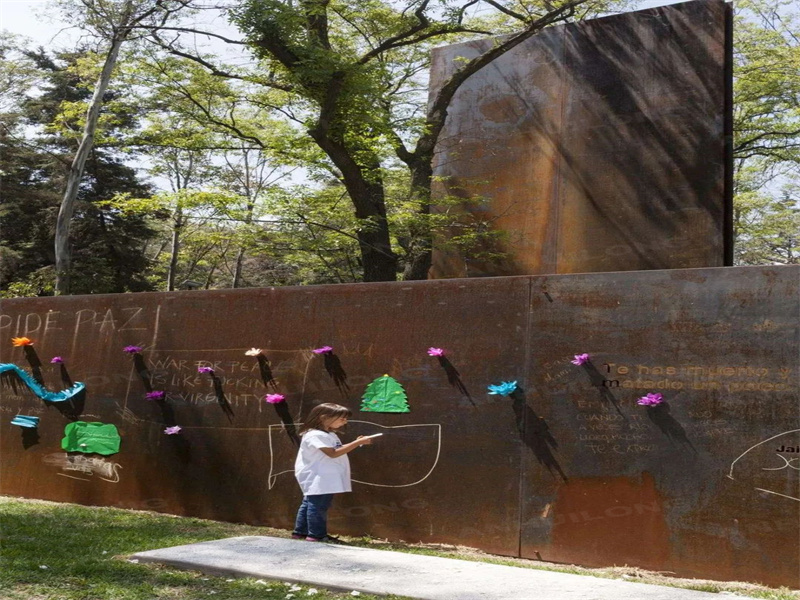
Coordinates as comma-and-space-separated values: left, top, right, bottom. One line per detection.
1, 265, 798, 587
0, 278, 529, 556
429, 0, 732, 278
520, 267, 799, 587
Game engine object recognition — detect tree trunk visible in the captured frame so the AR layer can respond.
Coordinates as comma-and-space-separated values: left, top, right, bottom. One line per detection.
401, 158, 435, 280
308, 129, 397, 281
233, 152, 254, 288
167, 208, 183, 291
54, 35, 126, 295
357, 212, 397, 282
232, 247, 246, 288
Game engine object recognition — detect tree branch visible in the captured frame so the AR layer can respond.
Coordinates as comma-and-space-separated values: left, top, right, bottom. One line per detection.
149, 34, 296, 91
478, 0, 528, 22
417, 0, 586, 158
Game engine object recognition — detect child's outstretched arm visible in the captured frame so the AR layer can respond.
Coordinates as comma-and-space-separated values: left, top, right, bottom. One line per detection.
319, 436, 373, 458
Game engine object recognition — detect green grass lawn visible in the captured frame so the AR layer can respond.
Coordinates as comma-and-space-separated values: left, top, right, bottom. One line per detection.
1, 496, 798, 600
0, 496, 399, 600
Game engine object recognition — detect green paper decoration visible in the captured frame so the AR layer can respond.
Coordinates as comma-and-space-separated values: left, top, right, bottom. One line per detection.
360, 375, 410, 413
62, 422, 121, 455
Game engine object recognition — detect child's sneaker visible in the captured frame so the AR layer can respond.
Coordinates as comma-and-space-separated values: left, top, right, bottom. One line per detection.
291, 533, 306, 540
305, 535, 344, 544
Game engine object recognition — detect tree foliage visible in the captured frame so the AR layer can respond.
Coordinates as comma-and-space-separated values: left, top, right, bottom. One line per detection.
732, 0, 800, 264
2, 0, 798, 298
1, 45, 158, 296
141, 0, 597, 282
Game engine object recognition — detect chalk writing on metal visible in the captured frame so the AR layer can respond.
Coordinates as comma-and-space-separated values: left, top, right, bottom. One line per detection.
267, 420, 442, 490
43, 453, 122, 483
728, 429, 800, 503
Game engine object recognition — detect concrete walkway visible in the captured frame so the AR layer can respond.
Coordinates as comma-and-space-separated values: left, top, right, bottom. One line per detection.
133, 536, 722, 600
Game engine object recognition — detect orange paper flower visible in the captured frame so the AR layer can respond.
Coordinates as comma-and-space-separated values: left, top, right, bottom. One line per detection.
11, 337, 34, 347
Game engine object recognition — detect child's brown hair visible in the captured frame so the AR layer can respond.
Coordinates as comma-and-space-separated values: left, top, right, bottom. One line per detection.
299, 403, 352, 434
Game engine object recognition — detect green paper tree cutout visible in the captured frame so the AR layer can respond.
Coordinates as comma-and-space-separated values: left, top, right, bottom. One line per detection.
360, 374, 410, 413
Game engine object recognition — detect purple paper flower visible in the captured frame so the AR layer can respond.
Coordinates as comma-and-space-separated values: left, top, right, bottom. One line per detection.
164, 425, 182, 435
637, 392, 664, 406
571, 353, 590, 365
145, 390, 166, 401
264, 393, 286, 404
123, 345, 143, 354
312, 346, 334, 355
50, 356, 64, 364
197, 366, 214, 374
427, 347, 445, 357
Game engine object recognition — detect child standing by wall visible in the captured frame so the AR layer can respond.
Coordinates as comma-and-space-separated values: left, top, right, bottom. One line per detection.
293, 403, 372, 542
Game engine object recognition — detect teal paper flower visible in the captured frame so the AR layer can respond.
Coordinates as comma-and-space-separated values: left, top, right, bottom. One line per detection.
487, 381, 517, 396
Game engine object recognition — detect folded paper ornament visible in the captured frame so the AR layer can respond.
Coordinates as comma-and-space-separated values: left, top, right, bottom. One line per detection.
360, 375, 410, 413
11, 415, 40, 428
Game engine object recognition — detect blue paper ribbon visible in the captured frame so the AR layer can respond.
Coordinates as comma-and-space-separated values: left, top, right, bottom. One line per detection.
0, 363, 85, 403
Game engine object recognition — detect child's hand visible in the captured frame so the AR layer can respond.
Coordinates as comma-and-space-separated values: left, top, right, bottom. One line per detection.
356, 435, 373, 446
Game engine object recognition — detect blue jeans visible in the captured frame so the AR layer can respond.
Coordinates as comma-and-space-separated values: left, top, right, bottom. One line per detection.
293, 494, 334, 539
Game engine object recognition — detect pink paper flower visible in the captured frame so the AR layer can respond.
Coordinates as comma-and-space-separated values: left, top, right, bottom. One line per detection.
164, 425, 182, 435
264, 393, 286, 404
145, 390, 165, 401
197, 366, 214, 374
570, 353, 590, 365
50, 356, 64, 364
123, 345, 143, 354
312, 346, 334, 355
637, 392, 664, 406
427, 347, 445, 357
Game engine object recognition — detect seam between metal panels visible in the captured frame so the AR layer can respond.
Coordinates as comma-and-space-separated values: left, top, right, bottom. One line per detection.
517, 275, 537, 557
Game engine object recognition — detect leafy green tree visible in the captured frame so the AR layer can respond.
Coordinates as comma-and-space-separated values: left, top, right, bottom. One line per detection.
1, 47, 159, 296
49, 0, 192, 294
733, 0, 800, 165
731, 0, 800, 264
734, 172, 799, 264
141, 0, 598, 282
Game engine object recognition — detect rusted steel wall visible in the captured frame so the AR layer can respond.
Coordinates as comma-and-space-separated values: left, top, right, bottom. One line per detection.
430, 0, 732, 278
1, 266, 798, 586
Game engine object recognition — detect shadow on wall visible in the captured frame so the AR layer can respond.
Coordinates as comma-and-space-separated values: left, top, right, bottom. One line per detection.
257, 354, 278, 390
511, 386, 568, 482
21, 427, 40, 449
133, 354, 153, 393
579, 360, 625, 417
23, 346, 45, 386
646, 401, 697, 453
323, 352, 350, 398
211, 374, 235, 422
436, 355, 474, 405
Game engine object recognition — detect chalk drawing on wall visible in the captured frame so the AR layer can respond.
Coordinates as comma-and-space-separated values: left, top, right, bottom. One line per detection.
43, 453, 122, 483
268, 420, 442, 490
728, 429, 800, 502
118, 346, 316, 420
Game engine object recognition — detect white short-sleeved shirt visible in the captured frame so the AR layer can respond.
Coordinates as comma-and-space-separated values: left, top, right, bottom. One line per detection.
294, 429, 352, 495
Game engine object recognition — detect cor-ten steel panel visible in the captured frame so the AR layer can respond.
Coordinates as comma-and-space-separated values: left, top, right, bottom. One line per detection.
519, 267, 799, 587
1, 266, 797, 586
430, 0, 731, 277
